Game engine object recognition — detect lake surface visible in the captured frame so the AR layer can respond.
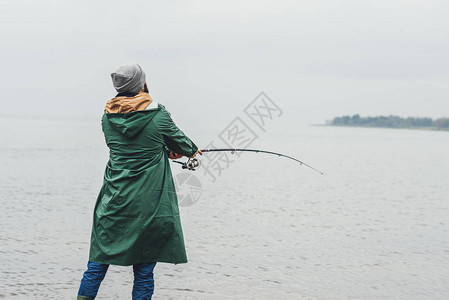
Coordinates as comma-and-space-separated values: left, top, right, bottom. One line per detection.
1, 116, 448, 299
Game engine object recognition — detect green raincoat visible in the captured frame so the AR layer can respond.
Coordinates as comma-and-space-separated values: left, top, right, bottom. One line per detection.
89, 102, 197, 266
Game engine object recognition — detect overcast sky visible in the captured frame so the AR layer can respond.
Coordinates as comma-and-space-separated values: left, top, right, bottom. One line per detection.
1, 0, 448, 126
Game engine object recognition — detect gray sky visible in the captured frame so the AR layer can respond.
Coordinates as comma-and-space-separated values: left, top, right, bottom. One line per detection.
1, 0, 448, 126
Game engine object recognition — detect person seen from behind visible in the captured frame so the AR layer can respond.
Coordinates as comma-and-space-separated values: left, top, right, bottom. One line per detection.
77, 64, 201, 300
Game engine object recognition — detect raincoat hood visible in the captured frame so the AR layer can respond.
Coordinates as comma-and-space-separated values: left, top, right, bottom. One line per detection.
105, 92, 153, 114
104, 93, 160, 138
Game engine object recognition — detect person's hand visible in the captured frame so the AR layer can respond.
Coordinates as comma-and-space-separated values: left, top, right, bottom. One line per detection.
169, 151, 183, 160
189, 149, 203, 158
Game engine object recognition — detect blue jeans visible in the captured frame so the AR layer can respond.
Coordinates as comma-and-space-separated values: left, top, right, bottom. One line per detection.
78, 261, 157, 299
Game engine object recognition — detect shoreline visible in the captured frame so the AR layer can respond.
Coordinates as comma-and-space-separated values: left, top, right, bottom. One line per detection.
312, 124, 449, 132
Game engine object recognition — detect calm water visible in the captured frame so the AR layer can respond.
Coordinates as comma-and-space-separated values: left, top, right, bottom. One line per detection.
1, 116, 448, 299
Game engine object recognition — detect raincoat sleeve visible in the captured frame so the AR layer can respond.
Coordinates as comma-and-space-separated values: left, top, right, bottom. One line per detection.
157, 108, 198, 157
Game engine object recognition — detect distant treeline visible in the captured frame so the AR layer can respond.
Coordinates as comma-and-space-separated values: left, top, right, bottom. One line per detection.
330, 114, 449, 130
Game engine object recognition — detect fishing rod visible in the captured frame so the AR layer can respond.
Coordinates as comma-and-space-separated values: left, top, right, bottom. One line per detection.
173, 148, 324, 175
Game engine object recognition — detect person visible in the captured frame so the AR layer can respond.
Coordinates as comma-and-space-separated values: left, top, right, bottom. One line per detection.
77, 64, 201, 300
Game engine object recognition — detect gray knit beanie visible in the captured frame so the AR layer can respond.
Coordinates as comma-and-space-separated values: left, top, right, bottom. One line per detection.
111, 64, 146, 93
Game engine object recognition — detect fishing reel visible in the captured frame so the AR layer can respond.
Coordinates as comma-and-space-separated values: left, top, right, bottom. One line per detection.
173, 158, 200, 171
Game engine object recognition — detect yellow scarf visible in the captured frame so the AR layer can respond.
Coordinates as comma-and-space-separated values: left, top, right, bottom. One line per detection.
105, 92, 153, 114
